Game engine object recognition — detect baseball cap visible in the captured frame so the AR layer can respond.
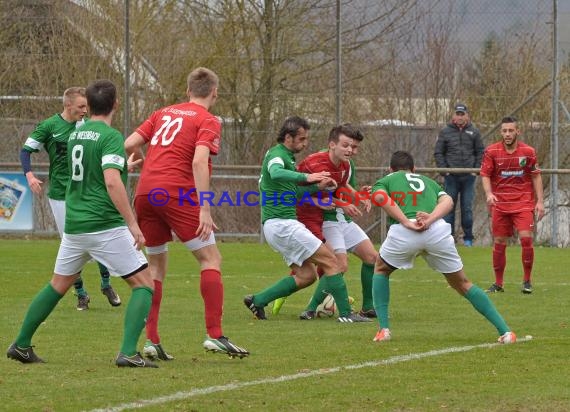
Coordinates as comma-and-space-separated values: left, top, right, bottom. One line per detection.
454, 103, 468, 113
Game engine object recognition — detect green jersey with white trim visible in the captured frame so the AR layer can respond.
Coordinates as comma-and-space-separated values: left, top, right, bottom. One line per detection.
65, 120, 127, 234
371, 170, 446, 225
259, 144, 308, 223
22, 114, 86, 200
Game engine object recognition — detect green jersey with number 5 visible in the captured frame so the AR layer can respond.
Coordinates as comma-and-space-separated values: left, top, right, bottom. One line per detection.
371, 170, 446, 225
65, 120, 127, 234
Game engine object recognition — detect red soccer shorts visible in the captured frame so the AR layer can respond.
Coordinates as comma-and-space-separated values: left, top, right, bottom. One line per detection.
134, 195, 200, 246
491, 208, 535, 237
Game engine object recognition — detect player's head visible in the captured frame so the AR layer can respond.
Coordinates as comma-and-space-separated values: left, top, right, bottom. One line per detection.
277, 116, 310, 153
62, 87, 87, 122
500, 116, 520, 149
328, 124, 356, 162
187, 67, 219, 102
86, 80, 117, 116
389, 151, 415, 172
350, 126, 364, 156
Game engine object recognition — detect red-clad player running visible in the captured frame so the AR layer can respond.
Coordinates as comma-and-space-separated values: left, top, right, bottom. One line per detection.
480, 116, 544, 294
125, 67, 249, 360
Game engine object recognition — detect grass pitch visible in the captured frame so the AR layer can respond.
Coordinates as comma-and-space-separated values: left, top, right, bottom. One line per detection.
1, 239, 569, 411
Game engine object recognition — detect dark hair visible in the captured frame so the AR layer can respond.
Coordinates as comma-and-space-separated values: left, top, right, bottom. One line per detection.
277, 116, 310, 143
328, 123, 361, 143
390, 151, 414, 171
86, 80, 116, 115
501, 116, 517, 124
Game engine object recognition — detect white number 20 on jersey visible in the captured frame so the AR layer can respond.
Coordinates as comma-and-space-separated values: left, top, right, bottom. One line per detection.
150, 116, 183, 146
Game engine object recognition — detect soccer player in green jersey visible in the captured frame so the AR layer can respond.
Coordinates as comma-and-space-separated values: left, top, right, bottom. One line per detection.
243, 116, 370, 323
8, 80, 157, 367
20, 86, 121, 310
369, 151, 516, 344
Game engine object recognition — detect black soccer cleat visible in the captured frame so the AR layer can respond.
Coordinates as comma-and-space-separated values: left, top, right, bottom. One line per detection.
521, 281, 533, 294
299, 310, 316, 320
7, 343, 45, 364
485, 283, 504, 293
115, 352, 158, 368
101, 286, 122, 307
244, 295, 267, 320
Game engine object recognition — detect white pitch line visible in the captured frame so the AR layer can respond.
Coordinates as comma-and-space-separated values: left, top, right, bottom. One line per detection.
88, 336, 532, 412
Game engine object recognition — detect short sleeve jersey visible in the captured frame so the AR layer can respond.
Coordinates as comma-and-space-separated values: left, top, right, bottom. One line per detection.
23, 114, 86, 200
297, 151, 350, 226
65, 121, 127, 234
480, 141, 540, 213
134, 102, 221, 198
323, 158, 356, 223
259, 144, 304, 223
371, 171, 446, 225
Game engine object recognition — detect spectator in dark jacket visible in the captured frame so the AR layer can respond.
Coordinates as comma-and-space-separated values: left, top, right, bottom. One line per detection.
434, 103, 484, 246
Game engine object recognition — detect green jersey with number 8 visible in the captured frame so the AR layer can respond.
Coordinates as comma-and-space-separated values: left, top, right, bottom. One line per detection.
65, 120, 127, 234
371, 170, 446, 225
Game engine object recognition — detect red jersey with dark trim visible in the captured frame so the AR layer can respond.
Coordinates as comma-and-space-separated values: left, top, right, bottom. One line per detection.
480, 141, 540, 213
296, 151, 350, 228
135, 102, 221, 197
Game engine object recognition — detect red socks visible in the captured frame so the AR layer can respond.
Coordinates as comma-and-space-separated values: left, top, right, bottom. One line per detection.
520, 237, 534, 282
492, 243, 507, 286
146, 279, 163, 343
200, 269, 224, 339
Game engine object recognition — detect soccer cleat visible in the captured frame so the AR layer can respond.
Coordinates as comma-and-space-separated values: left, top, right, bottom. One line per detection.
143, 340, 174, 361
76, 294, 90, 310
299, 310, 316, 320
464, 239, 473, 247
498, 331, 517, 344
485, 283, 504, 293
243, 295, 267, 320
337, 312, 372, 323
358, 308, 377, 318
7, 343, 45, 363
521, 281, 533, 294
203, 336, 250, 359
373, 328, 392, 342
101, 286, 121, 307
272, 297, 286, 315
115, 352, 158, 368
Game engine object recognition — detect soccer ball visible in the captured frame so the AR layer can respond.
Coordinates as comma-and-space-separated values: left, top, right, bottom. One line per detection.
316, 294, 337, 318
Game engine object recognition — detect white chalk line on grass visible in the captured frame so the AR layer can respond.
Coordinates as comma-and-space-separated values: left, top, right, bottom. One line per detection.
88, 336, 531, 412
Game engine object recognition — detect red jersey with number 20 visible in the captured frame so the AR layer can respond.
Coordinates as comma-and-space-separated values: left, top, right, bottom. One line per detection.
135, 102, 221, 197
480, 141, 540, 213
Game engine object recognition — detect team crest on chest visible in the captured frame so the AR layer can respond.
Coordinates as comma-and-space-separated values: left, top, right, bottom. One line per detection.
519, 157, 527, 167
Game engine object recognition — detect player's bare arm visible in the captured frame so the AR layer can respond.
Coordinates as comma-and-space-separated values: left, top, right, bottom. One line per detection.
306, 171, 331, 183
103, 168, 145, 250
124, 132, 146, 168
373, 189, 423, 232
416, 194, 454, 229
193, 145, 218, 240
531, 173, 545, 220
481, 176, 497, 206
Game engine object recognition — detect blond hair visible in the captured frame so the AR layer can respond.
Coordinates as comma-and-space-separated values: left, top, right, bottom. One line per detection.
63, 87, 86, 106
187, 67, 218, 98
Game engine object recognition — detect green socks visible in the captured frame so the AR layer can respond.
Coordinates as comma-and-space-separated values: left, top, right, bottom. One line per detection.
120, 286, 153, 356
305, 276, 329, 311
464, 285, 510, 335
98, 262, 111, 288
254, 276, 297, 307
360, 263, 375, 311
372, 274, 390, 329
320, 274, 351, 316
73, 276, 87, 297
15, 283, 63, 348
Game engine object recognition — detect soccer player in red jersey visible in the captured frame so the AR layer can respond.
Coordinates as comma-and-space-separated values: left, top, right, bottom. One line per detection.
125, 67, 249, 360
480, 116, 545, 294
